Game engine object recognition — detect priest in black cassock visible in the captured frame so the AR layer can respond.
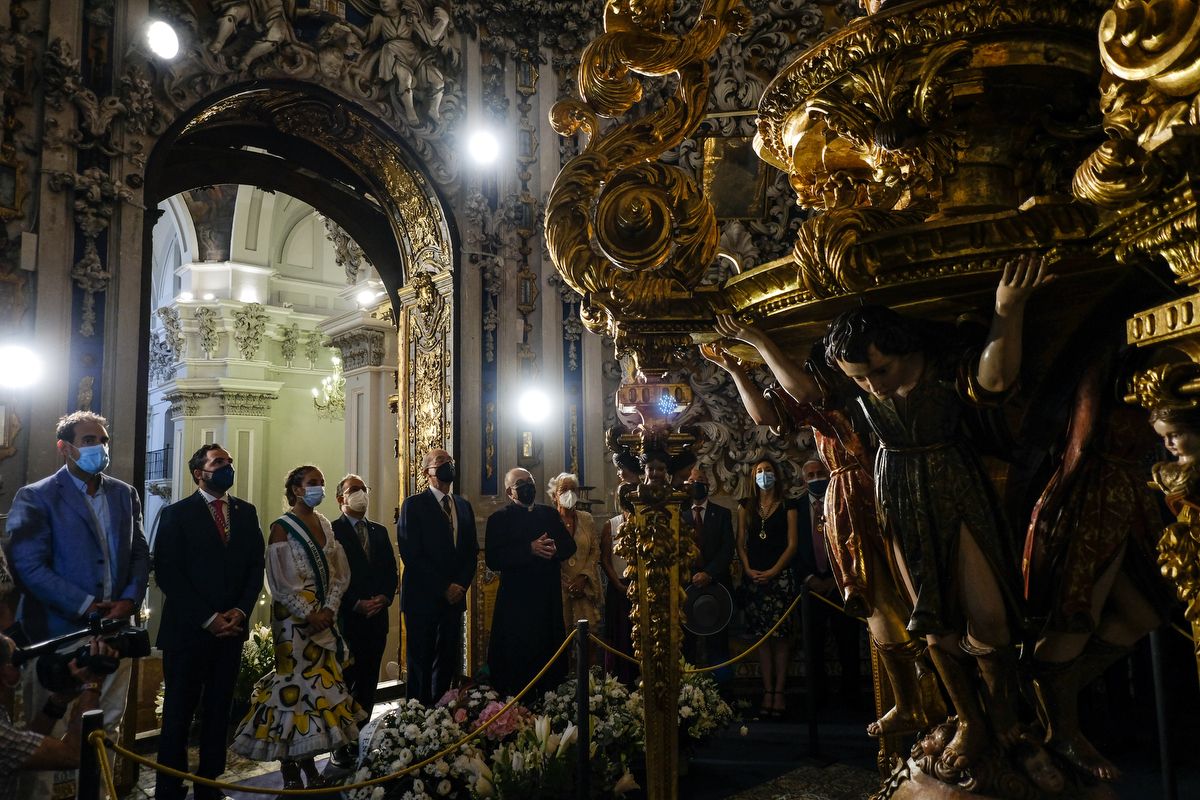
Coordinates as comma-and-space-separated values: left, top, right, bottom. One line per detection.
485, 467, 577, 697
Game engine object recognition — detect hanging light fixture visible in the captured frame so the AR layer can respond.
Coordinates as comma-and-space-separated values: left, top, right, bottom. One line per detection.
311, 355, 345, 421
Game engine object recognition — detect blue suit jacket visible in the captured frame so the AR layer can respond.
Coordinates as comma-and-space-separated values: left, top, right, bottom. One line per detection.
6, 466, 150, 640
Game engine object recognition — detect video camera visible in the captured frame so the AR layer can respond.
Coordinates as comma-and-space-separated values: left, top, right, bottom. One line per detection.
10, 614, 151, 692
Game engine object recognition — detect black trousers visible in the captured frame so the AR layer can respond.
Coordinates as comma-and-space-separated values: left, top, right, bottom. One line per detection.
403, 604, 463, 706
807, 587, 864, 698
156, 637, 242, 800
342, 613, 389, 716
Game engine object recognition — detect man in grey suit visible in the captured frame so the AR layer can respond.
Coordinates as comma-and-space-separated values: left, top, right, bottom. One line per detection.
6, 411, 150, 799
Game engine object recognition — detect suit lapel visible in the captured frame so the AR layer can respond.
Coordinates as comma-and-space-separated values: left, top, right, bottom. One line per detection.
102, 478, 126, 566
54, 468, 104, 549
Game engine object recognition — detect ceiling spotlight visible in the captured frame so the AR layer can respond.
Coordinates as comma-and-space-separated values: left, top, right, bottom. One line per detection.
202, 292, 215, 301
517, 387, 551, 424
146, 21, 180, 60
356, 289, 378, 307
239, 287, 258, 303
0, 345, 44, 390
178, 291, 194, 302
466, 129, 500, 166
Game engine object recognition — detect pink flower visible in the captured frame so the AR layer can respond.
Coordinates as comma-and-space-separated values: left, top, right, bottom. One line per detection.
435, 687, 460, 707
454, 707, 469, 723
475, 700, 529, 740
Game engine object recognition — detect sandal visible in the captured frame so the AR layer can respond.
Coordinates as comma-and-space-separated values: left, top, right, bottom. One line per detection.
758, 690, 775, 718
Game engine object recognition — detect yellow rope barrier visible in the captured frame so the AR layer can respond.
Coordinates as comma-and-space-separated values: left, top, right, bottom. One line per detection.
90, 628, 580, 798
684, 591, 804, 674
588, 632, 640, 665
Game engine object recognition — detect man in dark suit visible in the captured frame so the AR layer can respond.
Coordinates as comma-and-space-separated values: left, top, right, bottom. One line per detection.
682, 466, 735, 678
329, 473, 397, 766
397, 448, 478, 706
153, 443, 265, 800
7, 411, 150, 800
485, 467, 577, 698
799, 458, 863, 707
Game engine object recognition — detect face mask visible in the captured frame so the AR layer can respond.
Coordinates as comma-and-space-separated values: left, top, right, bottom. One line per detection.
558, 490, 578, 509
514, 482, 536, 506
755, 472, 775, 490
689, 483, 709, 502
345, 490, 369, 513
806, 478, 829, 498
434, 462, 456, 485
71, 444, 110, 475
206, 464, 235, 493
302, 486, 325, 507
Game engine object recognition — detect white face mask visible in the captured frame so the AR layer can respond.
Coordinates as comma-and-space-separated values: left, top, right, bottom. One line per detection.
558, 490, 578, 510
345, 491, 369, 513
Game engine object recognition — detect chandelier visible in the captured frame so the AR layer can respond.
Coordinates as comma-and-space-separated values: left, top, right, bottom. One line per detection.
311, 355, 345, 421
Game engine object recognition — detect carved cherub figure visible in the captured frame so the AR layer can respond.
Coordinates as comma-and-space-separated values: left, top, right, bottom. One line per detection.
351, 0, 450, 125
1149, 405, 1200, 627
207, 0, 298, 70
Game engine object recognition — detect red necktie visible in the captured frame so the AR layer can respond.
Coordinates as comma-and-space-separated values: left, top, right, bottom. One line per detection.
211, 498, 228, 545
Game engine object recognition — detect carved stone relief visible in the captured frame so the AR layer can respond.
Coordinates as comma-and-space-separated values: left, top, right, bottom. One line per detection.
194, 306, 220, 358
232, 302, 268, 360
218, 390, 275, 417
330, 328, 387, 371
165, 390, 214, 418
322, 215, 372, 284
304, 329, 325, 368
280, 322, 300, 367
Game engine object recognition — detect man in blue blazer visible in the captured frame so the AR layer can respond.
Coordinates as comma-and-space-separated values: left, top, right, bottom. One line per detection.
154, 443, 264, 800
398, 449, 478, 706
6, 411, 150, 798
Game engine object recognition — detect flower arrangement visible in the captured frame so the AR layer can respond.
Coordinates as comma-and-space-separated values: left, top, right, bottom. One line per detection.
346, 700, 484, 800
539, 668, 644, 791
234, 623, 275, 704
627, 664, 735, 746
436, 684, 531, 741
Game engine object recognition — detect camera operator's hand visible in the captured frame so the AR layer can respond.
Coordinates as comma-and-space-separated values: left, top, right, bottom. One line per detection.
46, 638, 115, 707
102, 598, 136, 621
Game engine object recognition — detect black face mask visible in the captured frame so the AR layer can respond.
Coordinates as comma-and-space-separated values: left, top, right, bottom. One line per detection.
689, 483, 709, 502
514, 482, 536, 506
435, 462, 456, 485
206, 464, 235, 493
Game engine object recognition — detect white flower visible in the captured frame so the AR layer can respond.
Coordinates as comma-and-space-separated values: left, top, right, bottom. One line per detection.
475, 775, 494, 797
534, 714, 551, 744
614, 770, 640, 794
557, 724, 578, 758
371, 788, 385, 800
740, 725, 749, 736
412, 778, 425, 794
468, 755, 493, 782
680, 705, 694, 718
545, 732, 561, 754
398, 748, 413, 766
511, 751, 524, 772
436, 779, 451, 795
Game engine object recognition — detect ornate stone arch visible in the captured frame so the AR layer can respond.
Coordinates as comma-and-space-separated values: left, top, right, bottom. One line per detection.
141, 80, 459, 495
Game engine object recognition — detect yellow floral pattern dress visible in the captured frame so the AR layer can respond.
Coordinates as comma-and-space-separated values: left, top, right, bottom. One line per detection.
231, 512, 366, 761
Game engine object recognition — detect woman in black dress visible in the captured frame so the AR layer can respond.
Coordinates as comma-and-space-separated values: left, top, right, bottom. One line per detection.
737, 458, 799, 717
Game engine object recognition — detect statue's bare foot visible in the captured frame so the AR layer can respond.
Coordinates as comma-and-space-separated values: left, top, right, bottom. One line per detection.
939, 719, 986, 770
1047, 733, 1121, 782
867, 705, 926, 737
405, 109, 421, 126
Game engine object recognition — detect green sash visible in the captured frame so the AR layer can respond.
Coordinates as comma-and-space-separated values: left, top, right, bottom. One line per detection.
277, 513, 345, 661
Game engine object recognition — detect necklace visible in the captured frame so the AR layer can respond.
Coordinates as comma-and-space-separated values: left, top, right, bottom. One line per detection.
757, 500, 778, 540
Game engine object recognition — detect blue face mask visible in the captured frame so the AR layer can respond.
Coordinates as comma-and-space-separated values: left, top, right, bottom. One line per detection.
807, 478, 830, 498
303, 486, 325, 507
72, 444, 110, 475
206, 464, 235, 493
755, 472, 775, 490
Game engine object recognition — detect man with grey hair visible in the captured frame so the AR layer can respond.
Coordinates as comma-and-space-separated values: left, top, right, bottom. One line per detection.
485, 467, 576, 697
397, 449, 478, 705
330, 473, 397, 766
